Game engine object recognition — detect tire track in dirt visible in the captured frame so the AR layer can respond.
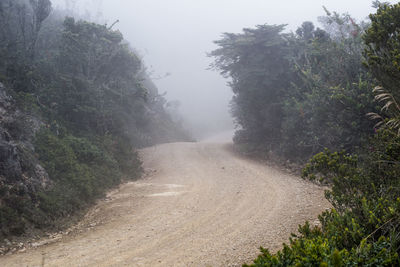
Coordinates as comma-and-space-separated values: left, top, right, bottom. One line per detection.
0, 141, 330, 267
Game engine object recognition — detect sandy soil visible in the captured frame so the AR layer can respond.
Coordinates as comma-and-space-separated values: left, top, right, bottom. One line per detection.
0, 141, 330, 267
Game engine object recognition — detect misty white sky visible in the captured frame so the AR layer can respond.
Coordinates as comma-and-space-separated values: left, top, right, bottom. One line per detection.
52, 0, 397, 137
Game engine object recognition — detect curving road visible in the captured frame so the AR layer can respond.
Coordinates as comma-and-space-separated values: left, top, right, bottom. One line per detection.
0, 139, 330, 266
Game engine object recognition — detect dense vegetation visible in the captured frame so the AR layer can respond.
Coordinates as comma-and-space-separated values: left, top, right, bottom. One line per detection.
211, 9, 377, 162
212, 1, 400, 266
0, 0, 189, 239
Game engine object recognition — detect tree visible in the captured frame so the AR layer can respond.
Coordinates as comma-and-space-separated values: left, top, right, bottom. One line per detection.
0, 0, 51, 61
364, 3, 400, 134
364, 2, 400, 99
29, 0, 52, 59
211, 24, 294, 152
211, 12, 377, 162
0, 5, 191, 239
281, 13, 376, 159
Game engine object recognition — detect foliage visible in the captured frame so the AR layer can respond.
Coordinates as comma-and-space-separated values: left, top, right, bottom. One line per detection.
34, 128, 133, 219
0, 0, 51, 91
364, 3, 400, 135
211, 11, 377, 163
214, 2, 400, 266
246, 129, 400, 266
364, 3, 400, 100
0, 0, 189, 239
211, 24, 293, 153
246, 223, 399, 267
39, 17, 145, 138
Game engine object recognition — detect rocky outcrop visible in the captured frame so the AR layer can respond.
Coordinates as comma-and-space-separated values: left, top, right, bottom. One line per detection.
0, 82, 50, 210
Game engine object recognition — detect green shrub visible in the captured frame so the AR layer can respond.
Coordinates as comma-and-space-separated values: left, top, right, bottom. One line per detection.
33, 129, 132, 218
246, 228, 399, 267
0, 0, 183, 240
245, 129, 400, 266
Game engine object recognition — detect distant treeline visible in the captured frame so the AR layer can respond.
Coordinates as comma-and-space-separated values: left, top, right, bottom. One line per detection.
0, 0, 190, 240
212, 1, 400, 265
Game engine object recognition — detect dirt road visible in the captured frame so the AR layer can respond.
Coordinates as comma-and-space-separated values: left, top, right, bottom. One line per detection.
0, 140, 330, 266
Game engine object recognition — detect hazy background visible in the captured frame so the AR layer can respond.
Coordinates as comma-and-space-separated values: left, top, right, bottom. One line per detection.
51, 0, 397, 139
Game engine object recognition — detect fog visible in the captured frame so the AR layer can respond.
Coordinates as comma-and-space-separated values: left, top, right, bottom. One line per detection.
51, 0, 396, 139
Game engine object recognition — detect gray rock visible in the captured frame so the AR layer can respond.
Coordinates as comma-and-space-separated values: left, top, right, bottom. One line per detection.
0, 82, 50, 192
0, 141, 22, 180
34, 164, 51, 189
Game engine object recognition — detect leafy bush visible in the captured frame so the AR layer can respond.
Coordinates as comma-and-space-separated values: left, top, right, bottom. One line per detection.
245, 130, 400, 266
0, 126, 143, 237
34, 128, 138, 218
238, 3, 400, 266
246, 223, 399, 267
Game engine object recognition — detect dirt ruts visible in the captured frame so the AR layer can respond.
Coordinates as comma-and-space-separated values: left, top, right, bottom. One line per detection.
0, 140, 330, 266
